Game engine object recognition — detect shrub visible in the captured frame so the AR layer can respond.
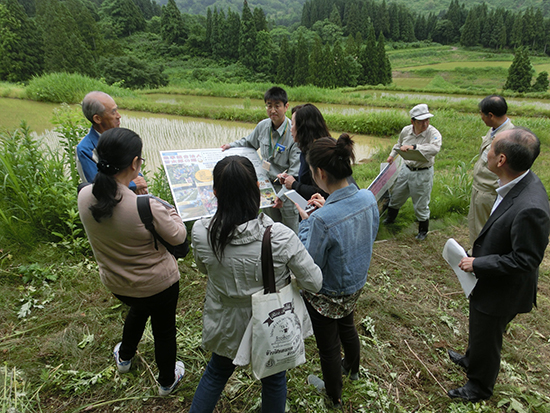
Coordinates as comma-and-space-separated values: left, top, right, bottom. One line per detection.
99, 56, 169, 89
0, 123, 77, 245
25, 72, 135, 104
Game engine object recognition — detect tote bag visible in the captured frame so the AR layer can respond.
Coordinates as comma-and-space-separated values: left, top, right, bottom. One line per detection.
234, 225, 313, 380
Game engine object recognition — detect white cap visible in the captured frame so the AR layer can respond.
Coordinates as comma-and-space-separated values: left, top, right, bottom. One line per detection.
409, 104, 434, 120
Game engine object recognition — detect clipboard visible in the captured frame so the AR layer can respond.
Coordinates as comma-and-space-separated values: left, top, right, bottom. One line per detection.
396, 149, 428, 162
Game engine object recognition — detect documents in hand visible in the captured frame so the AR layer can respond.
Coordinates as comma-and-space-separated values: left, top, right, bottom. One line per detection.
282, 189, 308, 210
442, 238, 478, 298
396, 148, 428, 162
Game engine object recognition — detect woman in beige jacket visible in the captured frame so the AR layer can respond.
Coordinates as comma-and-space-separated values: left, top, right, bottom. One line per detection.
78, 128, 186, 396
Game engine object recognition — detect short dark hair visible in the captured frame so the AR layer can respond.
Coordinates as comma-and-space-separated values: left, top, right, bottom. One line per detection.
479, 95, 507, 117
293, 103, 331, 152
209, 156, 260, 261
306, 133, 355, 184
264, 86, 288, 105
493, 127, 540, 172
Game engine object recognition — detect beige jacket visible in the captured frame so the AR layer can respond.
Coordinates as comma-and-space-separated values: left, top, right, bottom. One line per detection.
78, 183, 186, 298
390, 124, 442, 168
472, 119, 515, 193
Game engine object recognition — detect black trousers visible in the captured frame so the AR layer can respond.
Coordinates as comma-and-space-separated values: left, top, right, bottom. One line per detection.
305, 299, 360, 405
114, 281, 179, 387
464, 299, 516, 398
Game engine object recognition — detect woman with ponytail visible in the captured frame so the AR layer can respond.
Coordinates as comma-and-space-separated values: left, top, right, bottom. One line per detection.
189, 155, 322, 413
78, 128, 187, 396
296, 134, 380, 408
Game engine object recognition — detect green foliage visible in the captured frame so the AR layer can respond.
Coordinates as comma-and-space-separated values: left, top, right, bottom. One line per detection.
0, 123, 77, 245
51, 104, 89, 184
161, 0, 186, 45
99, 0, 146, 38
99, 55, 169, 89
0, 0, 43, 82
36, 0, 98, 77
532, 71, 549, 92
25, 72, 135, 104
149, 166, 175, 205
505, 48, 534, 92
238, 0, 257, 70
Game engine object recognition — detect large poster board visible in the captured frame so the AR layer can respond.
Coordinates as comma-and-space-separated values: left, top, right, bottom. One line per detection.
160, 147, 276, 222
367, 156, 403, 201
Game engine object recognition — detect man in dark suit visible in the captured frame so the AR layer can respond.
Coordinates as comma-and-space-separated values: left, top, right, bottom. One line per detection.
448, 127, 550, 402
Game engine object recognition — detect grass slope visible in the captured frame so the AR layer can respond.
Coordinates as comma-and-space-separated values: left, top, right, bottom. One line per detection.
2, 226, 550, 412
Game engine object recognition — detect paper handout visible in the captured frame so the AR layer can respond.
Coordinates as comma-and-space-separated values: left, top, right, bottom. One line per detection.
442, 238, 478, 298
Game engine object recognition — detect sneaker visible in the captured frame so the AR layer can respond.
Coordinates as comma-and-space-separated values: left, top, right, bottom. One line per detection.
341, 359, 359, 381
158, 361, 185, 396
113, 342, 132, 373
307, 374, 325, 392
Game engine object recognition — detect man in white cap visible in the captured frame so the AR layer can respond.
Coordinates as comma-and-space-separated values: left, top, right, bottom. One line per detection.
384, 104, 442, 240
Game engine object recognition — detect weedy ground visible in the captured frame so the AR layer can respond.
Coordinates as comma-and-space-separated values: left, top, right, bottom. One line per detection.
1, 223, 550, 413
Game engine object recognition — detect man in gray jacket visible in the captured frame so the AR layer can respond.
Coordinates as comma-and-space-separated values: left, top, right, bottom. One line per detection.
384, 104, 442, 240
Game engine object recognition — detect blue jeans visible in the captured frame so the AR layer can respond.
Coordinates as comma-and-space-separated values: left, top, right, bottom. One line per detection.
189, 353, 287, 413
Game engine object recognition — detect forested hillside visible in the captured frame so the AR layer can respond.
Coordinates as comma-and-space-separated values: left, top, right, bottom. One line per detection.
2, 0, 550, 91
170, 0, 306, 25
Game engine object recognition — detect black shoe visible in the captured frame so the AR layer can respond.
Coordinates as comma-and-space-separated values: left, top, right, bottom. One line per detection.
448, 386, 484, 402
416, 220, 429, 240
447, 349, 468, 370
415, 231, 428, 241
383, 207, 399, 224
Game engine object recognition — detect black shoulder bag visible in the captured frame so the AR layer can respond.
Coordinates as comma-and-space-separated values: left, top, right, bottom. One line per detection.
137, 196, 189, 259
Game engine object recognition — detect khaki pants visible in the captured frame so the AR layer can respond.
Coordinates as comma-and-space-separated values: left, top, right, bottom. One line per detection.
468, 187, 497, 247
389, 166, 433, 222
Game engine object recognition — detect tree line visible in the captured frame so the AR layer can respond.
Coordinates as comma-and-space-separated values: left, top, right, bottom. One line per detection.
2, 0, 549, 90
0, 0, 392, 88
302, 0, 550, 52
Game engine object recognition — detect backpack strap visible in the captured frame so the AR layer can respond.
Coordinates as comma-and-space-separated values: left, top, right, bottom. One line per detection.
137, 196, 159, 250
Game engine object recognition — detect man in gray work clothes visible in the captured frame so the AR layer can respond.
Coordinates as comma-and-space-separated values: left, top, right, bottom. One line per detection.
221, 86, 300, 233
384, 104, 442, 240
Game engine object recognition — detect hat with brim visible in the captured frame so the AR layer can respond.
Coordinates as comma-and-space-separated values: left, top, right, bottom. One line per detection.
409, 104, 434, 120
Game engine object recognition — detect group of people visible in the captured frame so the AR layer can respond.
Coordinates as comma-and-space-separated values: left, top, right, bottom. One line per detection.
76, 87, 549, 410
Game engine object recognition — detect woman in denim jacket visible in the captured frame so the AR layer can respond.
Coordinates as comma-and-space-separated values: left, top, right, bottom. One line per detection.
297, 134, 380, 408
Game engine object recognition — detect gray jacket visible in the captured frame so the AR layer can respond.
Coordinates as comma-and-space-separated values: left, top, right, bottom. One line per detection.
192, 213, 322, 360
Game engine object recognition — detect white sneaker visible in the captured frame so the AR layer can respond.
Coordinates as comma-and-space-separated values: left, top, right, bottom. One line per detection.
113, 342, 132, 373
307, 374, 325, 392
158, 361, 185, 396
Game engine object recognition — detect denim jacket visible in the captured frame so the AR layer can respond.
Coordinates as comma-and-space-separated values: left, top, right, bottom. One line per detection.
298, 184, 379, 296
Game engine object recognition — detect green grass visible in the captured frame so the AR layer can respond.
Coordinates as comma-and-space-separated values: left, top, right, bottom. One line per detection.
25, 73, 136, 104
2, 74, 550, 411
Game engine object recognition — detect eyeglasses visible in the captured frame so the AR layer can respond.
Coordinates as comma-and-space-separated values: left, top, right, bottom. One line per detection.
265, 103, 284, 111
139, 157, 146, 164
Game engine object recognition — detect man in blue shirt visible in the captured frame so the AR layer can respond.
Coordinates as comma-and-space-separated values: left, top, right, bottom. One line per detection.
76, 91, 148, 194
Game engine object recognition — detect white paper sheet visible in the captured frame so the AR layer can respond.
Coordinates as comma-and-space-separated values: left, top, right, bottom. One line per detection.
283, 189, 309, 210
442, 238, 478, 298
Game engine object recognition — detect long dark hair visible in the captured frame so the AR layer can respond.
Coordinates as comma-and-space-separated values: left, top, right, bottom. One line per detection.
209, 156, 260, 261
306, 133, 355, 184
293, 103, 331, 153
90, 128, 142, 222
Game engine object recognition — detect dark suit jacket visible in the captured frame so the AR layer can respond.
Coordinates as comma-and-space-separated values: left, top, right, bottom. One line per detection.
472, 171, 550, 316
